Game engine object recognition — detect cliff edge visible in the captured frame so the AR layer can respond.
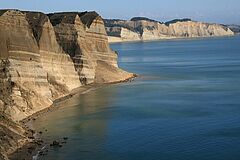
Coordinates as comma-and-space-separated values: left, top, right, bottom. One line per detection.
105, 18, 234, 43
0, 10, 134, 159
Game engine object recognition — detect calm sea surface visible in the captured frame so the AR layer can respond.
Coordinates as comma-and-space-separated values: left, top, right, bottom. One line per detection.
33, 36, 240, 160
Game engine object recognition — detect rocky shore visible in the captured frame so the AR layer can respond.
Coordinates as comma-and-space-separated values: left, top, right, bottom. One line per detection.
0, 9, 135, 159
8, 83, 131, 160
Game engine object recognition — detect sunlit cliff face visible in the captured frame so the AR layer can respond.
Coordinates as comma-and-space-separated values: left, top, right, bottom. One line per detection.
0, 10, 133, 122
105, 19, 234, 42
0, 9, 134, 159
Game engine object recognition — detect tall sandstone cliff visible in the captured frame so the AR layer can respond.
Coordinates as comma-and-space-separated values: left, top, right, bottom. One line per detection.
0, 10, 134, 159
105, 18, 234, 42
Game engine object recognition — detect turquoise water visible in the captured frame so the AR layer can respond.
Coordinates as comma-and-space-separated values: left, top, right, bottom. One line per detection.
33, 36, 240, 160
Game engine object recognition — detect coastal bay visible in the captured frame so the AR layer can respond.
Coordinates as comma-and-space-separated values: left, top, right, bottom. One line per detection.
0, 5, 239, 160
30, 35, 240, 160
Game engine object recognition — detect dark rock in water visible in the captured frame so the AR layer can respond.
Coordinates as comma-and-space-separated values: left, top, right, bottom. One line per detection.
51, 140, 60, 146
50, 140, 64, 148
39, 151, 44, 156
63, 137, 68, 140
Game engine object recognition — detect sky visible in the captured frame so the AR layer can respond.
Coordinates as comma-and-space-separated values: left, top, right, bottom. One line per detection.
0, 0, 239, 24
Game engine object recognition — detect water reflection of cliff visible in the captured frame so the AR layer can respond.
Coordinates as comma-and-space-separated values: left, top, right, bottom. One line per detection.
33, 86, 118, 159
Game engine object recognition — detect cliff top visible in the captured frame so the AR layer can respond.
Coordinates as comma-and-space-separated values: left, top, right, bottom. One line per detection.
48, 12, 79, 26
130, 17, 162, 23
105, 17, 194, 26
165, 18, 192, 26
226, 24, 240, 33
80, 11, 100, 28
47, 11, 100, 28
0, 9, 101, 28
0, 10, 8, 16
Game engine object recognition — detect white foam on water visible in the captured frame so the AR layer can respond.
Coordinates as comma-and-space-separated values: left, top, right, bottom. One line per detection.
32, 145, 46, 160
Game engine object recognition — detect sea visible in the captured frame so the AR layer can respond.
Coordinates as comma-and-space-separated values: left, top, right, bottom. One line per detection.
32, 35, 240, 160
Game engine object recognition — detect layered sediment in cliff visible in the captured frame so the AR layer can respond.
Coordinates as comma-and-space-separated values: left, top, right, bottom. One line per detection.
105, 18, 234, 43
0, 10, 134, 159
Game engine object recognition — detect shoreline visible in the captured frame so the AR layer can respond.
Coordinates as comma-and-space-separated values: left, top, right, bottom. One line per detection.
108, 34, 236, 44
8, 74, 137, 160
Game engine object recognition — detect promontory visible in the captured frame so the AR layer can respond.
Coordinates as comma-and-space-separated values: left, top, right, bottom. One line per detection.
0, 9, 135, 159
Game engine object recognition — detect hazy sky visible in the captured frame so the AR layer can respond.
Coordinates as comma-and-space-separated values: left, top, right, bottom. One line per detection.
0, 0, 239, 24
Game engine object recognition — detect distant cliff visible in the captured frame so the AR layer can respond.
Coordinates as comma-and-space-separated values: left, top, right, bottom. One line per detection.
227, 25, 240, 34
104, 18, 234, 43
0, 10, 134, 159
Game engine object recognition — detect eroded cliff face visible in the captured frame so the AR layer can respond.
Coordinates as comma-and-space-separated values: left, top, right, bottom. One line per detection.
48, 12, 120, 84
0, 10, 53, 122
106, 27, 141, 42
0, 10, 134, 159
105, 18, 234, 42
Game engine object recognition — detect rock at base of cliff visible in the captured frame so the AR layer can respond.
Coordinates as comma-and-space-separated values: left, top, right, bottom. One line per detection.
94, 61, 135, 84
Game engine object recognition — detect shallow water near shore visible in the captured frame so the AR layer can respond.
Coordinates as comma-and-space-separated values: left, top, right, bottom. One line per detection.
33, 36, 240, 160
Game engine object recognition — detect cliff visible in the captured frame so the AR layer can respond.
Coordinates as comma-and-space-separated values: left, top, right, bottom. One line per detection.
104, 18, 235, 43
227, 25, 240, 34
0, 9, 134, 159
